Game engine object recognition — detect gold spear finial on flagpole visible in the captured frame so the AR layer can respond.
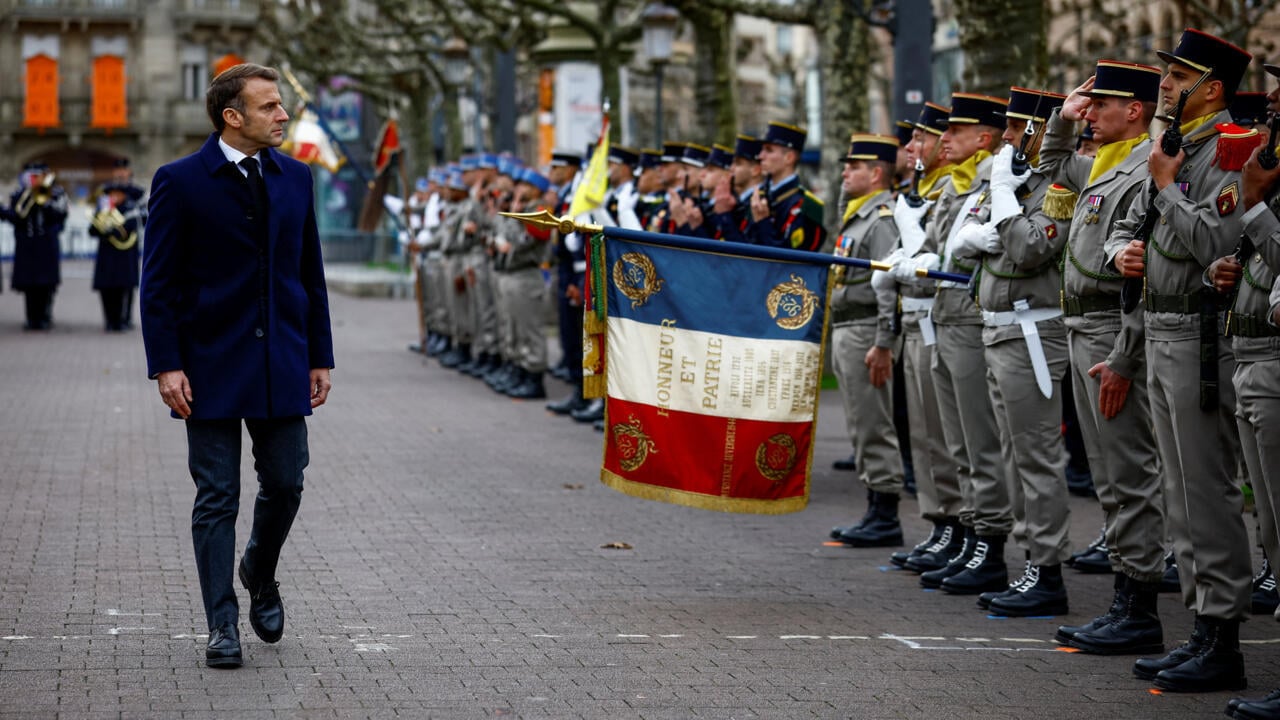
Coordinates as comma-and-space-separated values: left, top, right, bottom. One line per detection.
499, 209, 603, 235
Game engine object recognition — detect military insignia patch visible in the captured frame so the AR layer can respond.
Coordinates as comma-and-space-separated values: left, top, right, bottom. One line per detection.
789, 227, 806, 248
612, 416, 657, 472
766, 274, 820, 330
755, 433, 798, 484
878, 204, 894, 217
1045, 223, 1058, 240
611, 252, 665, 308
1217, 182, 1239, 216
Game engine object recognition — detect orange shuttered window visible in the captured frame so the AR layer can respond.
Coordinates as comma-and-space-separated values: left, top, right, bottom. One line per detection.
92, 55, 128, 130
23, 54, 59, 129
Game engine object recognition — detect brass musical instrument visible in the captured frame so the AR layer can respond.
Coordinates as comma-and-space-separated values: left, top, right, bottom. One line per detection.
15, 171, 56, 219
89, 185, 138, 251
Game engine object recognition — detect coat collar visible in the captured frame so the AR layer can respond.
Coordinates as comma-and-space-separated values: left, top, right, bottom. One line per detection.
198, 132, 285, 176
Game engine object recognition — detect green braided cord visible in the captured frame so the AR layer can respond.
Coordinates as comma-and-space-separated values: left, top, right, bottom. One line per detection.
1151, 237, 1193, 262
1064, 239, 1123, 281
1243, 258, 1274, 292
590, 233, 606, 322
980, 258, 1051, 280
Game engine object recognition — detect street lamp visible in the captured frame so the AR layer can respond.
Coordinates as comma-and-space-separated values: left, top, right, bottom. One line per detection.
441, 36, 470, 158
641, 3, 678, 149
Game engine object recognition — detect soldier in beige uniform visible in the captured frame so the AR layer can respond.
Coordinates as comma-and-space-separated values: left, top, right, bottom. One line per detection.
827, 134, 906, 547
491, 168, 555, 400
1214, 62, 1280, 720
439, 164, 479, 369
888, 94, 1013, 597
951, 88, 1074, 617
460, 155, 500, 378
872, 103, 965, 573
1037, 60, 1169, 655
1108, 29, 1253, 693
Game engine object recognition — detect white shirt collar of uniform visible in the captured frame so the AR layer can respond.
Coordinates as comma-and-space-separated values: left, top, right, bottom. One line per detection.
772, 173, 797, 191
218, 136, 262, 176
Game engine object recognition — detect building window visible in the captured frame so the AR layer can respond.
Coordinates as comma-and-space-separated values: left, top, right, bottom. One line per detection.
777, 25, 793, 57
776, 72, 794, 108
181, 44, 209, 101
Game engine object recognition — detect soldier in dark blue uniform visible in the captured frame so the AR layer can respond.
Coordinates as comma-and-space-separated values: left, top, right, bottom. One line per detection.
90, 161, 147, 331
545, 150, 590, 415
1, 161, 68, 330
747, 121, 826, 251
709, 134, 763, 244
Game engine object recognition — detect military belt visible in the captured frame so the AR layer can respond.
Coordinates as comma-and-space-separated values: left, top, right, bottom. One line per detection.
830, 303, 880, 324
1226, 312, 1280, 338
1145, 289, 1202, 314
900, 296, 935, 313
1061, 294, 1119, 317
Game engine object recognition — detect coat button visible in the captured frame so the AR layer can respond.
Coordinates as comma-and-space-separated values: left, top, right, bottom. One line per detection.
255, 328, 264, 338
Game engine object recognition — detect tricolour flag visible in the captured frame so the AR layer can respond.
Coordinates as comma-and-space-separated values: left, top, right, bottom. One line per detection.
590, 230, 831, 514
283, 107, 344, 173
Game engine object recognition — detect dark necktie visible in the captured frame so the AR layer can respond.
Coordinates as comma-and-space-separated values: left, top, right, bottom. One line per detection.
240, 156, 268, 222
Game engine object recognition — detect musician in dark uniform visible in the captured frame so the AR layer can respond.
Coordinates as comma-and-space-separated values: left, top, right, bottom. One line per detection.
90, 170, 147, 332
1, 161, 68, 330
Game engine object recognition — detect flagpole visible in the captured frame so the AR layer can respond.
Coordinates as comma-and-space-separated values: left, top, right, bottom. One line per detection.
500, 209, 972, 284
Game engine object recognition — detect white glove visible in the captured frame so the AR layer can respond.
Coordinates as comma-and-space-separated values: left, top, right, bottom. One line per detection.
615, 184, 642, 230
870, 248, 906, 290
952, 222, 1002, 258
890, 252, 939, 283
988, 145, 1029, 226
893, 194, 932, 256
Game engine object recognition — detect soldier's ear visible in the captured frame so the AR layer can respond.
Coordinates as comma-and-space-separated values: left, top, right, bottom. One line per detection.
1203, 78, 1224, 103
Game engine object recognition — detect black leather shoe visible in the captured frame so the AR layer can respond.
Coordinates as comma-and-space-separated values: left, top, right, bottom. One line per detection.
593, 418, 605, 432
1153, 618, 1245, 693
239, 558, 285, 644
940, 535, 1008, 595
920, 528, 975, 589
571, 398, 605, 423
979, 559, 1031, 610
1231, 688, 1280, 719
832, 453, 857, 471
839, 491, 903, 547
987, 563, 1068, 616
891, 520, 946, 568
206, 624, 242, 668
1056, 573, 1124, 644
1067, 530, 1111, 574
830, 489, 876, 540
1070, 577, 1163, 655
1252, 560, 1278, 616
1135, 617, 1207, 681
547, 388, 587, 415
506, 371, 547, 400
904, 519, 965, 574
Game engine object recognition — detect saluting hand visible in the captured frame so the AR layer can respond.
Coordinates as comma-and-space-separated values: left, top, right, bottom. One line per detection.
713, 175, 737, 214
749, 187, 770, 222
1060, 76, 1095, 123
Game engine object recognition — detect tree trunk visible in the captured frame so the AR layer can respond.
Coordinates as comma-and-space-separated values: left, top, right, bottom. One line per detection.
814, 0, 873, 229
683, 3, 739, 145
954, 0, 1047, 95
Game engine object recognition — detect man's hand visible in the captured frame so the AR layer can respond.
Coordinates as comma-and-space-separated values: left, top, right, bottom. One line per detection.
668, 191, 689, 225
1115, 239, 1146, 278
310, 368, 332, 409
1060, 75, 1095, 122
865, 346, 893, 388
749, 186, 770, 222
713, 175, 738, 214
1242, 140, 1280, 210
565, 283, 582, 307
1148, 135, 1185, 190
1207, 255, 1243, 294
157, 369, 193, 419
1088, 361, 1131, 419
684, 197, 704, 230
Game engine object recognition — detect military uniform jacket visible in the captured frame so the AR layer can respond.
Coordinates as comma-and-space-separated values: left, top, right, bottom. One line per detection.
708, 188, 753, 243
745, 175, 825, 251
91, 191, 146, 290
1235, 190, 1280, 361
441, 198, 477, 256
831, 189, 898, 347
419, 199, 453, 252
2, 186, 68, 289
927, 155, 993, 325
1105, 109, 1246, 340
495, 201, 553, 272
1040, 108, 1150, 377
897, 173, 955, 304
957, 170, 1068, 344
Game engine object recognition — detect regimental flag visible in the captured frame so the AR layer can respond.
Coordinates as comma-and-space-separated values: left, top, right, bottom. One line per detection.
568, 115, 610, 219
282, 106, 345, 173
373, 119, 401, 176
591, 231, 831, 514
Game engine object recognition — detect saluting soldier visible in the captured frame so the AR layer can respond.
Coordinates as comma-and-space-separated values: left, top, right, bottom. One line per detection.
951, 88, 1074, 617
1108, 28, 1254, 693
459, 153, 501, 378
747, 121, 825, 251
827, 134, 907, 548
873, 102, 963, 574
438, 167, 475, 369
1, 161, 68, 330
709, 134, 764, 244
633, 149, 666, 231
1038, 60, 1168, 656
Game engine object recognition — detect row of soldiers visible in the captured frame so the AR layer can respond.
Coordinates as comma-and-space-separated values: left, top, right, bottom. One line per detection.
822, 27, 1280, 716
403, 25, 1280, 715
0, 158, 147, 332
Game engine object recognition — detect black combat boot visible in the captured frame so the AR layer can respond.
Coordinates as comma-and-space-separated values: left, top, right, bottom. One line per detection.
891, 519, 946, 568
1229, 688, 1280, 719
486, 362, 515, 392
987, 563, 1068, 616
830, 488, 875, 540
1056, 573, 1126, 644
840, 491, 904, 548
546, 385, 588, 415
1252, 558, 1278, 616
940, 534, 1008, 595
979, 554, 1031, 610
1067, 528, 1111, 574
507, 371, 547, 400
920, 527, 976, 589
1153, 617, 1246, 693
1134, 616, 1208, 681
571, 398, 605, 423
1069, 576, 1163, 655
904, 518, 966, 574
427, 333, 450, 357
440, 342, 471, 368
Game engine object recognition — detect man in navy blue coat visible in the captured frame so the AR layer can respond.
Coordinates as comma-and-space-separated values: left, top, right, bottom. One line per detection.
141, 63, 334, 668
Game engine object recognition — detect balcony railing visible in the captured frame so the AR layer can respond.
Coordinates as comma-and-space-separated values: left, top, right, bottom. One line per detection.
1, 0, 143, 22
0, 96, 224, 138
174, 0, 259, 26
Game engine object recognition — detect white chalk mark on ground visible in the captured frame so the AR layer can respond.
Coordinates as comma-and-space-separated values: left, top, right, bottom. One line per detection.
105, 609, 162, 617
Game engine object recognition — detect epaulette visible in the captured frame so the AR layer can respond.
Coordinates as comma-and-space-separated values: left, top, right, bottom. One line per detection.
925, 187, 945, 202
878, 204, 893, 217
801, 190, 825, 225
1214, 123, 1263, 172
1042, 183, 1078, 221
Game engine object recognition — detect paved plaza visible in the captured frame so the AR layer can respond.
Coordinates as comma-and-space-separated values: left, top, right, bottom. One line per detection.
0, 260, 1276, 719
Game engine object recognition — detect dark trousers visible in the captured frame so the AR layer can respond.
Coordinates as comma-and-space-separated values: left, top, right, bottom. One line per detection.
186, 417, 308, 630
557, 271, 584, 384
21, 286, 54, 329
99, 288, 133, 331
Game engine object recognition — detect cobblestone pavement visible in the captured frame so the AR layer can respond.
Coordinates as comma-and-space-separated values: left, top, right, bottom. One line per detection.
0, 260, 1274, 719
